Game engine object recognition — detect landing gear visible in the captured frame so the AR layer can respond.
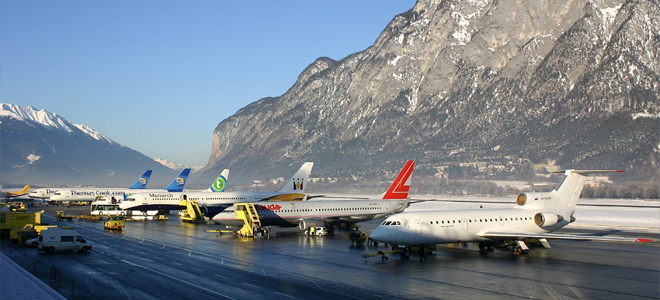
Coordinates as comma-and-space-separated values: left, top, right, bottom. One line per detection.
478, 241, 494, 251
512, 240, 529, 254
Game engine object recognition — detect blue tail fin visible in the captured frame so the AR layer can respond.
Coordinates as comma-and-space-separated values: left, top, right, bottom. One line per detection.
129, 170, 152, 189
165, 168, 191, 192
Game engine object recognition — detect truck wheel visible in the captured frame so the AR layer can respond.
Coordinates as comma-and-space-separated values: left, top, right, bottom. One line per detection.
31, 241, 38, 247
80, 246, 90, 253
47, 247, 55, 254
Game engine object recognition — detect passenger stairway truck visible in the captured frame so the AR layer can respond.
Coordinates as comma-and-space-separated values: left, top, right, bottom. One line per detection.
234, 203, 261, 238
178, 199, 205, 223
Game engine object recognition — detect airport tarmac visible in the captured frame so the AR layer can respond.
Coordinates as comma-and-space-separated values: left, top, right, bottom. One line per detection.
2, 205, 659, 300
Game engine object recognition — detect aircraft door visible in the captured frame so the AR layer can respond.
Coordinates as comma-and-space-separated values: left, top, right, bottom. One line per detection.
499, 216, 504, 226
414, 219, 422, 235
461, 218, 468, 231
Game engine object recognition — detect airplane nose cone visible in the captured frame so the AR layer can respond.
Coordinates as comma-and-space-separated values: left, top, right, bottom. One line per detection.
369, 227, 388, 242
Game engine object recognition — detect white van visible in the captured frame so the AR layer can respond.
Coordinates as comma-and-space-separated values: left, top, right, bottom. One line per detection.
38, 229, 92, 253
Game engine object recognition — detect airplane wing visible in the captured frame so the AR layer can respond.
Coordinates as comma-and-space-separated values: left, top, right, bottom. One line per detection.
479, 231, 652, 242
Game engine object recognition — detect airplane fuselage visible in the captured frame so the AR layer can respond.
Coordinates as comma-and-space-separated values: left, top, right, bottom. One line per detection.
213, 199, 407, 228
119, 191, 307, 213
50, 188, 174, 202
369, 208, 568, 246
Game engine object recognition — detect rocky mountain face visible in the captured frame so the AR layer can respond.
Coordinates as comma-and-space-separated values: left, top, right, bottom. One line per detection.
203, 0, 658, 184
0, 103, 175, 186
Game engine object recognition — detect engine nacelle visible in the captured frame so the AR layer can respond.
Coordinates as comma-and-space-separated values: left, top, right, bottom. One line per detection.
298, 219, 325, 230
534, 212, 564, 228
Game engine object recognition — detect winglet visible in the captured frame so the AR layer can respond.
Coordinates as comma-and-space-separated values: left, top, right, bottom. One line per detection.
165, 168, 191, 192
382, 160, 414, 200
129, 170, 152, 189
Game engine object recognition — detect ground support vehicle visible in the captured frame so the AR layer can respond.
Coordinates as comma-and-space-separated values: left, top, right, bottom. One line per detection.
104, 216, 125, 230
56, 211, 74, 221
349, 231, 367, 246
38, 228, 92, 253
0, 210, 44, 238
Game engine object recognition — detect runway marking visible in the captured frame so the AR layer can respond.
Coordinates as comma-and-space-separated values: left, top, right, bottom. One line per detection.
261, 269, 266, 275
192, 267, 203, 272
309, 280, 321, 289
161, 246, 166, 249
275, 292, 295, 298
189, 251, 192, 256
214, 274, 229, 280
120, 259, 236, 300
172, 262, 182, 266
138, 252, 147, 255
153, 257, 164, 260
242, 283, 259, 289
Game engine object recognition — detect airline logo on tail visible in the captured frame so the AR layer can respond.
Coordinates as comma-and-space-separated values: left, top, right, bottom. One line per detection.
176, 177, 185, 187
293, 180, 304, 191
138, 177, 148, 187
211, 176, 227, 192
383, 160, 414, 200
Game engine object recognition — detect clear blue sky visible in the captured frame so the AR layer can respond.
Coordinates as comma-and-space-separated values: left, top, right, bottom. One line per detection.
1, 1, 416, 167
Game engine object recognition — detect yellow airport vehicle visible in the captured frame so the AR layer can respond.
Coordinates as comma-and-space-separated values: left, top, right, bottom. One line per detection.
9, 224, 58, 244
104, 215, 125, 230
349, 231, 367, 246
1, 210, 44, 238
205, 229, 234, 234
56, 211, 75, 221
234, 203, 261, 238
8, 202, 27, 212
179, 199, 205, 223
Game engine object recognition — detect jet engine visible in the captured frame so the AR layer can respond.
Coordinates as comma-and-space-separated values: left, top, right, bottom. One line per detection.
534, 212, 563, 228
299, 219, 325, 230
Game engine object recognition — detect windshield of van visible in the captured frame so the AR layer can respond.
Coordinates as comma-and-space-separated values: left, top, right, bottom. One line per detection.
76, 236, 86, 243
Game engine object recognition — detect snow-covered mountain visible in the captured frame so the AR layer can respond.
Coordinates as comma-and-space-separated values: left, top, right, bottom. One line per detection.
0, 103, 176, 186
154, 157, 203, 173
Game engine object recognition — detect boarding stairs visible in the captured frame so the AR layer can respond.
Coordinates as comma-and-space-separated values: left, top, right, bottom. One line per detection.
234, 203, 261, 237
178, 199, 205, 223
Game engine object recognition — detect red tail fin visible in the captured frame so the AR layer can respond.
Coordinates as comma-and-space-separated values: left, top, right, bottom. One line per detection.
382, 160, 414, 200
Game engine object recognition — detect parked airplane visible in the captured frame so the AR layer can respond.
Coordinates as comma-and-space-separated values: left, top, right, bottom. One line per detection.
369, 170, 652, 257
119, 162, 314, 217
48, 169, 190, 202
29, 170, 153, 200
1, 185, 31, 200
212, 160, 414, 231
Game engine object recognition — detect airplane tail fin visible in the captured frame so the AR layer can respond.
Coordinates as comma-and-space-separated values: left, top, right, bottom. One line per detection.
517, 170, 624, 210
206, 169, 229, 192
381, 160, 414, 200
165, 168, 191, 192
129, 170, 152, 189
278, 162, 314, 193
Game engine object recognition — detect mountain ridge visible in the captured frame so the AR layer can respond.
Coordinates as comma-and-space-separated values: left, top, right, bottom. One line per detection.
200, 0, 659, 185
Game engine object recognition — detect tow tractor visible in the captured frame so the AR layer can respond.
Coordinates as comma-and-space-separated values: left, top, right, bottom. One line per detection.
56, 211, 75, 221
104, 215, 125, 230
